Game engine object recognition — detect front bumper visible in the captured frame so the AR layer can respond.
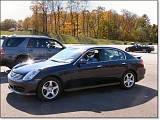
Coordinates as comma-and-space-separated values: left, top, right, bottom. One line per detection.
8, 78, 41, 95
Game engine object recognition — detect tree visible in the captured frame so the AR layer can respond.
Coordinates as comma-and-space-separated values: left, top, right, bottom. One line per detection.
26, 2, 157, 43
1, 19, 17, 31
23, 17, 31, 31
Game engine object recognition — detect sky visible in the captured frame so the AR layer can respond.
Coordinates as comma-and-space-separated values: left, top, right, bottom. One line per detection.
1, 1, 158, 25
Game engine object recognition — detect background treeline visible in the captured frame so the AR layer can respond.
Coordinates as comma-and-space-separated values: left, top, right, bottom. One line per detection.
1, 1, 158, 43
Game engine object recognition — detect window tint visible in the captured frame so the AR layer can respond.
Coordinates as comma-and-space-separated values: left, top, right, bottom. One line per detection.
83, 49, 100, 63
103, 49, 125, 61
5, 38, 24, 47
27, 38, 47, 48
46, 39, 62, 49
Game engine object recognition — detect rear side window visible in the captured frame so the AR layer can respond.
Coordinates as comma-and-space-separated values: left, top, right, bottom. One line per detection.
104, 49, 125, 61
5, 38, 25, 47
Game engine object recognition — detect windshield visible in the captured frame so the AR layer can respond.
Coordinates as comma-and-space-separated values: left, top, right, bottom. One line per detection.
49, 47, 85, 63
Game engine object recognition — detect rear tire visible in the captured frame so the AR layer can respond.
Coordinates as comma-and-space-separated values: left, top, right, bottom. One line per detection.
125, 48, 129, 52
120, 71, 136, 89
37, 77, 63, 101
147, 50, 151, 53
142, 49, 147, 53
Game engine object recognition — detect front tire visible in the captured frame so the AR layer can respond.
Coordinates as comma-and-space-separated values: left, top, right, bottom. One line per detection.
120, 71, 136, 89
37, 77, 62, 101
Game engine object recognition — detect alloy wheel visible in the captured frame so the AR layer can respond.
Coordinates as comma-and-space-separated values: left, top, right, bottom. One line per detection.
123, 73, 135, 88
42, 80, 59, 99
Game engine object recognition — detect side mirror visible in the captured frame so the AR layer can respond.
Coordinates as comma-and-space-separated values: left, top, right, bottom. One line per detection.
79, 58, 87, 64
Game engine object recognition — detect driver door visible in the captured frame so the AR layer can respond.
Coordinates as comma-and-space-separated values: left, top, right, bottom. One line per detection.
68, 49, 105, 89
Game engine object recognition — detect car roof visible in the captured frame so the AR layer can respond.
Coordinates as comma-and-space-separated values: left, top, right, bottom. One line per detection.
66, 45, 122, 51
6, 35, 50, 39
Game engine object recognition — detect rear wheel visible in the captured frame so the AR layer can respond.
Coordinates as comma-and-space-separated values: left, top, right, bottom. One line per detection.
120, 71, 136, 89
37, 77, 63, 101
125, 48, 129, 52
147, 50, 151, 53
142, 49, 147, 53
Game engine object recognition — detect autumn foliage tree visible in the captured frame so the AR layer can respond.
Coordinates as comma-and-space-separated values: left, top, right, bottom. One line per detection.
19, 1, 158, 43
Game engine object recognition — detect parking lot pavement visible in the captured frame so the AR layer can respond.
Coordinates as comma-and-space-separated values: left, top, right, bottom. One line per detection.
0, 45, 158, 117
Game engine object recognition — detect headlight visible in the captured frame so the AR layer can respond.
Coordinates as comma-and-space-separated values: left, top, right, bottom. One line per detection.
23, 70, 40, 81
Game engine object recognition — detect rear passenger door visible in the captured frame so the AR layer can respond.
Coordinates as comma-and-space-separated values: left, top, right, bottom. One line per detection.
99, 48, 128, 83
27, 38, 47, 60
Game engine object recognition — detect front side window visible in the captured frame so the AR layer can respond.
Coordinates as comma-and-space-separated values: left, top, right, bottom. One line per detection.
27, 38, 47, 48
46, 39, 62, 49
5, 38, 25, 47
103, 49, 125, 61
82, 49, 100, 63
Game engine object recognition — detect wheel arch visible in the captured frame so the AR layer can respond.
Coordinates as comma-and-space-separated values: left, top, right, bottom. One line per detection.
37, 75, 64, 89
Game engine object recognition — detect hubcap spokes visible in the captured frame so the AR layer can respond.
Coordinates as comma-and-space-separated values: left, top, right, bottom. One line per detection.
124, 73, 135, 88
42, 81, 59, 99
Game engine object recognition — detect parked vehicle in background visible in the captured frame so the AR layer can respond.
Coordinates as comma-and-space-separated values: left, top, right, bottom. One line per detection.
148, 42, 153, 45
125, 44, 154, 53
0, 35, 65, 68
8, 46, 145, 101
0, 37, 6, 65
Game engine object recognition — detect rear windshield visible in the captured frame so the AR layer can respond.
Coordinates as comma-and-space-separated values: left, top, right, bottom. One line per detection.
5, 37, 25, 47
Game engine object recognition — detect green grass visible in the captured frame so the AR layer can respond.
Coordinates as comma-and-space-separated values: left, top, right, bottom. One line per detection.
1, 30, 142, 45
57, 34, 133, 45
1, 31, 32, 35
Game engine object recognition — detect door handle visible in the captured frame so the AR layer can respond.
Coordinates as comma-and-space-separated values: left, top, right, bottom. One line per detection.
122, 63, 127, 65
97, 65, 103, 68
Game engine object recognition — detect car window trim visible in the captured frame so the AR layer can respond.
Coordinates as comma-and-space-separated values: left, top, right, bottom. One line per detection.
73, 47, 126, 66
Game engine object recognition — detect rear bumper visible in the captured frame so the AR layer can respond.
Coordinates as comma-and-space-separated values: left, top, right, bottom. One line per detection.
137, 68, 146, 81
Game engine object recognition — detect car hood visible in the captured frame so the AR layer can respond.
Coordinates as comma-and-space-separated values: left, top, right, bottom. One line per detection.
12, 60, 68, 74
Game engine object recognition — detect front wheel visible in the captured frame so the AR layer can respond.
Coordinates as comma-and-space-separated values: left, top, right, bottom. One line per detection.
120, 71, 136, 89
37, 77, 63, 101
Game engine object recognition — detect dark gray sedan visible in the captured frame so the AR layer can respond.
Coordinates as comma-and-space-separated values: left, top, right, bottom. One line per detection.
8, 46, 146, 101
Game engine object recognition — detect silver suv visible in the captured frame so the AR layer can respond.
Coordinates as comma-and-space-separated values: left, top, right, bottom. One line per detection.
0, 35, 65, 68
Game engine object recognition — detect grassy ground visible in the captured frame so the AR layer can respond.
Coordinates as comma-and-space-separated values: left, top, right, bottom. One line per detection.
1, 31, 152, 45
1, 31, 32, 35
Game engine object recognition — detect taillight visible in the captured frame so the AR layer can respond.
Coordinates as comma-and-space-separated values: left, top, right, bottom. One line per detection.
140, 59, 144, 65
0, 48, 5, 55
